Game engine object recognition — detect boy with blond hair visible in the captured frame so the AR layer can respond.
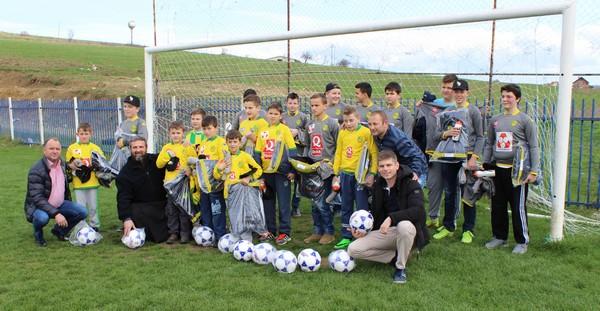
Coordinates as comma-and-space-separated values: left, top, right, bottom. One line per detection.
333, 107, 378, 249
66, 123, 105, 231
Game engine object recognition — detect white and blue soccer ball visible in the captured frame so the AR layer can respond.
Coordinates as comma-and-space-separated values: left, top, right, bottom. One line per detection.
76, 226, 99, 246
123, 228, 146, 249
193, 226, 215, 247
328, 250, 356, 272
297, 248, 321, 272
217, 233, 240, 254
233, 240, 254, 262
272, 250, 297, 273
349, 210, 374, 234
252, 243, 277, 265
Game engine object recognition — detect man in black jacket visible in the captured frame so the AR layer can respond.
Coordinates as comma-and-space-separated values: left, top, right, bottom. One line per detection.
347, 150, 429, 284
24, 138, 88, 247
116, 137, 169, 243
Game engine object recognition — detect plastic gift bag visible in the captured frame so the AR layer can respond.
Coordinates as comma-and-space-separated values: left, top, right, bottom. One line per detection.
91, 151, 120, 188
431, 109, 469, 163
68, 220, 103, 247
355, 145, 370, 185
297, 172, 325, 199
164, 171, 200, 219
109, 146, 130, 172
512, 142, 535, 186
227, 183, 268, 236
193, 158, 224, 193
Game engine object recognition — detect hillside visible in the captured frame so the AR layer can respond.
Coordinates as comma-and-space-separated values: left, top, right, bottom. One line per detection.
0, 31, 598, 103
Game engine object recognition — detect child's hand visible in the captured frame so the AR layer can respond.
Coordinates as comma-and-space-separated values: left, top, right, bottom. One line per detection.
240, 176, 251, 186
290, 128, 299, 137
216, 159, 227, 171
67, 161, 80, 171
184, 167, 192, 176
182, 140, 191, 147
287, 172, 295, 181
116, 138, 125, 149
246, 133, 257, 143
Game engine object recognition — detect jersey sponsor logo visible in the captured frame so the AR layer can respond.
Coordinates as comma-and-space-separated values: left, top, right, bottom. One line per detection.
357, 136, 364, 143
229, 172, 236, 180
260, 130, 269, 140
345, 146, 353, 158
263, 139, 275, 159
496, 131, 513, 152
296, 119, 301, 126
307, 124, 316, 134
311, 134, 324, 157
130, 124, 137, 133
511, 120, 519, 127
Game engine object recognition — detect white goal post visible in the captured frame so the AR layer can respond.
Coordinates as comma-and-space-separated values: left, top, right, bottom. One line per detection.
144, 1, 576, 241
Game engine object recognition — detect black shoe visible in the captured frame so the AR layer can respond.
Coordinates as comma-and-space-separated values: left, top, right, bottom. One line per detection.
166, 234, 178, 244
91, 226, 100, 232
393, 269, 407, 284
51, 227, 67, 241
180, 234, 190, 244
34, 232, 47, 247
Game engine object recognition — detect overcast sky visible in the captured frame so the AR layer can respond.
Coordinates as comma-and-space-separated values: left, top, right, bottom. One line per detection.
1, 0, 599, 84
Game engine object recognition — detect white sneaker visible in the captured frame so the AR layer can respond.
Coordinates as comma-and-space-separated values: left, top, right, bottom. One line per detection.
512, 243, 528, 254
485, 238, 508, 249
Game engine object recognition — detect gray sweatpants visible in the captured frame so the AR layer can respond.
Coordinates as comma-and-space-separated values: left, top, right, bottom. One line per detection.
74, 189, 99, 228
426, 162, 443, 220
347, 221, 417, 270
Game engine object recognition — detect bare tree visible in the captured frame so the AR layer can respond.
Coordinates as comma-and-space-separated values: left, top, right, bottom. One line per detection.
300, 51, 313, 63
337, 58, 351, 67
68, 29, 75, 42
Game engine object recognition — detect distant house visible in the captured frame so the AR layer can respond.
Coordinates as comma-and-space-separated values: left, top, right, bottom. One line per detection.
573, 77, 591, 89
547, 81, 559, 87
268, 56, 301, 63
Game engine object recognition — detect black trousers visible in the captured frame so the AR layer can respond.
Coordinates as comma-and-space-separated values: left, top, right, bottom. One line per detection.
491, 167, 530, 244
131, 200, 169, 243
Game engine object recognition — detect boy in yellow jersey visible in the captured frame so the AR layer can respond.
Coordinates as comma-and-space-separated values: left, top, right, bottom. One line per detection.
156, 121, 196, 244
196, 116, 228, 240
66, 123, 105, 232
254, 102, 297, 245
239, 94, 269, 154
185, 108, 206, 146
215, 130, 267, 241
332, 107, 378, 249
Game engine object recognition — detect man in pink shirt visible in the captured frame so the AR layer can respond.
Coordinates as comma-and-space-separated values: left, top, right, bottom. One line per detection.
24, 138, 88, 247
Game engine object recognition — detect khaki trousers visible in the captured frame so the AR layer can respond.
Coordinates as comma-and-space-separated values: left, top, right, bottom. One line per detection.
347, 221, 416, 269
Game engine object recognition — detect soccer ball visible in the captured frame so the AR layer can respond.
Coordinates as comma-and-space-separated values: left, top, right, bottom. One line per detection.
349, 210, 374, 234
123, 228, 146, 249
297, 248, 321, 272
76, 226, 99, 246
217, 233, 240, 254
328, 250, 356, 272
232, 240, 254, 262
193, 226, 215, 247
272, 250, 297, 273
252, 243, 276, 265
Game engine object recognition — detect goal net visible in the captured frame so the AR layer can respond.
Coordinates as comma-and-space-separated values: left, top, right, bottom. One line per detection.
145, 2, 595, 238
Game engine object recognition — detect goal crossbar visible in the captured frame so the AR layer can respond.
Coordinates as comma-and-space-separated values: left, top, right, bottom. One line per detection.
144, 1, 576, 241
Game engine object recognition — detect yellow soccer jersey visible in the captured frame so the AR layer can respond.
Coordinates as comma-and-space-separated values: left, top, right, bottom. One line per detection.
66, 142, 105, 189
239, 118, 269, 150
333, 125, 378, 176
254, 123, 297, 172
185, 130, 206, 146
214, 150, 263, 198
156, 142, 196, 182
195, 136, 227, 161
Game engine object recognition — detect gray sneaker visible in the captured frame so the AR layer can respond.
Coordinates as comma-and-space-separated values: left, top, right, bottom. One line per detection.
485, 238, 508, 249
512, 243, 528, 254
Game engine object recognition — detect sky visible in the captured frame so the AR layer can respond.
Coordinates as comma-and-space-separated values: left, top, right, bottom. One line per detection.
1, 0, 599, 84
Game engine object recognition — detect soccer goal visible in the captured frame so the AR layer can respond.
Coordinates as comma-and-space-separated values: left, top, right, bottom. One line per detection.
144, 2, 576, 240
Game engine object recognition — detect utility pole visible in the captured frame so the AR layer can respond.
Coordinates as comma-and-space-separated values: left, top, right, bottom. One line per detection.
287, 0, 291, 93
486, 0, 498, 124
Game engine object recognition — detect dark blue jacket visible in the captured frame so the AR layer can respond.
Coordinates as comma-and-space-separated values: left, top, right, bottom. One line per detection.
24, 158, 71, 222
375, 125, 427, 177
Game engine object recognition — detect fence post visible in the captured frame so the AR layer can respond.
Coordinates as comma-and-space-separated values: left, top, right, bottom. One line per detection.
171, 96, 177, 121
8, 97, 14, 141
38, 98, 44, 144
73, 97, 79, 143
117, 97, 123, 125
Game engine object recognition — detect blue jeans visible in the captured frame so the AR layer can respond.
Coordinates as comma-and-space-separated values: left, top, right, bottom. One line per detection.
263, 173, 292, 235
32, 200, 88, 237
441, 162, 475, 232
340, 173, 369, 239
311, 176, 335, 235
200, 191, 227, 240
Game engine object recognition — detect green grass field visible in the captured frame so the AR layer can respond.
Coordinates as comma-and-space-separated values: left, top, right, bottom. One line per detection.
1, 139, 599, 310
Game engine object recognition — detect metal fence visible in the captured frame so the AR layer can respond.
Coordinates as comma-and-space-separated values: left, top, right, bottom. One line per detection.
0, 96, 598, 208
